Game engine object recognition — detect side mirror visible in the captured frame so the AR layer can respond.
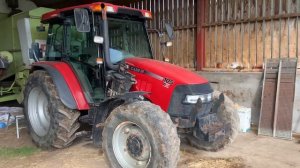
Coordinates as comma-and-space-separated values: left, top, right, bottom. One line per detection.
29, 42, 42, 62
165, 23, 174, 40
74, 8, 90, 32
94, 36, 104, 44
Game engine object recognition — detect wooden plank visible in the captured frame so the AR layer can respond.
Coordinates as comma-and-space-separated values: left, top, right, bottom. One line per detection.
281, 0, 287, 14
217, 0, 222, 22
182, 0, 188, 68
210, 28, 216, 67
165, 0, 174, 63
281, 19, 289, 58
243, 20, 250, 68
173, 0, 178, 65
249, 23, 257, 67
274, 0, 280, 15
289, 18, 297, 58
236, 24, 242, 63
272, 20, 280, 58
189, 0, 195, 69
228, 25, 235, 67
216, 25, 222, 66
204, 0, 210, 24
265, 0, 272, 17
205, 28, 210, 68
257, 0, 264, 17
265, 21, 272, 60
236, 0, 241, 21
222, 25, 229, 68
249, 0, 256, 18
178, 0, 184, 66
257, 23, 264, 66
211, 0, 216, 24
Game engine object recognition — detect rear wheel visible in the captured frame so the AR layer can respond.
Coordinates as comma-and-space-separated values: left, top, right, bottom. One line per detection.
24, 70, 80, 149
102, 101, 180, 168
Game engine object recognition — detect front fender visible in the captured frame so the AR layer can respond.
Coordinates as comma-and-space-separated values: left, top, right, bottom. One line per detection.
32, 61, 90, 110
92, 91, 148, 146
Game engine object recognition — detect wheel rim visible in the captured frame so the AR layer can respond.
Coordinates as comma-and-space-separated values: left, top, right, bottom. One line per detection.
28, 87, 50, 137
112, 121, 151, 168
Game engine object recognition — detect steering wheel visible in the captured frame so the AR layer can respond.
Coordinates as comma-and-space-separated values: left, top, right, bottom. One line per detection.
69, 56, 97, 70
78, 54, 91, 62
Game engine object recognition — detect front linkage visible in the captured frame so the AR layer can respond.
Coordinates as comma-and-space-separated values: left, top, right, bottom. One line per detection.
176, 93, 234, 151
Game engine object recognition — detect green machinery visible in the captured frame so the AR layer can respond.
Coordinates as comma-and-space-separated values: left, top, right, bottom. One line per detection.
0, 8, 53, 103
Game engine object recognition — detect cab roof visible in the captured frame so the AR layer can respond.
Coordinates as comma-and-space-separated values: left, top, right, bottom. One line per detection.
41, 2, 152, 23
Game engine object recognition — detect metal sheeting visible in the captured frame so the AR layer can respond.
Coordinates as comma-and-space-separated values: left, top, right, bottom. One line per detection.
259, 58, 297, 139
203, 0, 300, 70
259, 59, 279, 136
274, 58, 297, 139
128, 0, 197, 70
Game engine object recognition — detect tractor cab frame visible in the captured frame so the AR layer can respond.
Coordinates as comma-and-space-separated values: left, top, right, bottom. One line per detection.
38, 3, 153, 105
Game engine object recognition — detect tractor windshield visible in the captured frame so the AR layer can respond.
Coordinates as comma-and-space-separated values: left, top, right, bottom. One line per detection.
108, 18, 152, 63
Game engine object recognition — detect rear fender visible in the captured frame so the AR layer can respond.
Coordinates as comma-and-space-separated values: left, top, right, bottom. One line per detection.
32, 62, 90, 110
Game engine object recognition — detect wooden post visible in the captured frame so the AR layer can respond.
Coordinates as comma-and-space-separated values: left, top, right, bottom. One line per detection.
197, 0, 206, 70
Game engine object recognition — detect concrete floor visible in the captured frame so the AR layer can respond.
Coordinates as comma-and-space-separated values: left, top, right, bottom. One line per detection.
0, 126, 299, 168
189, 132, 300, 168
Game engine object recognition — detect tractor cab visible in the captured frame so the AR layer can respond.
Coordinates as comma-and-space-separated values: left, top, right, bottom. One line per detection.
40, 3, 153, 104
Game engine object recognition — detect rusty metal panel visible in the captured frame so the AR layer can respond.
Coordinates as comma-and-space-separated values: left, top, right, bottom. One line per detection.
274, 58, 297, 139
129, 0, 197, 70
259, 79, 277, 136
259, 58, 297, 139
292, 69, 300, 134
258, 59, 279, 136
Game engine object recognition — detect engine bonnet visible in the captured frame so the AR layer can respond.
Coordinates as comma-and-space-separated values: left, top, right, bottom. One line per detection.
125, 57, 208, 85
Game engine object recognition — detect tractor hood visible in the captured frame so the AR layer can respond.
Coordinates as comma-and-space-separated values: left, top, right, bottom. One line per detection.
125, 57, 208, 85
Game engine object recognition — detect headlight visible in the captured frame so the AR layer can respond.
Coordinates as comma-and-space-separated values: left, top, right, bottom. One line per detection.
183, 93, 212, 104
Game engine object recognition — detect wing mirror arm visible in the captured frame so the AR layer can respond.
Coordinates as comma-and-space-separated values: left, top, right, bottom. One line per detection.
147, 28, 163, 38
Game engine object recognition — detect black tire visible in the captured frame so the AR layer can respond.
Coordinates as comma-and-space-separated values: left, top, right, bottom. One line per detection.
24, 70, 80, 149
213, 91, 240, 144
102, 101, 180, 168
187, 91, 239, 151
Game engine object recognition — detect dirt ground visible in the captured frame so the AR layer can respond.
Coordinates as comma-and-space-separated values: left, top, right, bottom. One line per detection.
0, 125, 299, 168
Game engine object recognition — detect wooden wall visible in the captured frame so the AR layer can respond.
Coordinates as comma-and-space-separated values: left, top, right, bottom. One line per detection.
203, 0, 300, 71
128, 0, 197, 70
126, 0, 300, 71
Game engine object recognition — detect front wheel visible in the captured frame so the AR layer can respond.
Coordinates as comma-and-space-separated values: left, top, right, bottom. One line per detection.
102, 101, 180, 168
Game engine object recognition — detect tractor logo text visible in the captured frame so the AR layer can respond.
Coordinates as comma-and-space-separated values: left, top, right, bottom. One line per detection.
130, 66, 145, 73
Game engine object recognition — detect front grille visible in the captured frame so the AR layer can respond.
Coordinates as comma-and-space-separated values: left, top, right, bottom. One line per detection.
167, 83, 213, 118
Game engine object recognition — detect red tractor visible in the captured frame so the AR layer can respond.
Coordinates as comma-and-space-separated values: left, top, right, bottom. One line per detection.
21, 2, 238, 168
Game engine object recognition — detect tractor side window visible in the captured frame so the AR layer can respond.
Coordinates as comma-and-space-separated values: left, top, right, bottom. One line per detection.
46, 24, 63, 60
68, 24, 104, 103
69, 26, 98, 65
